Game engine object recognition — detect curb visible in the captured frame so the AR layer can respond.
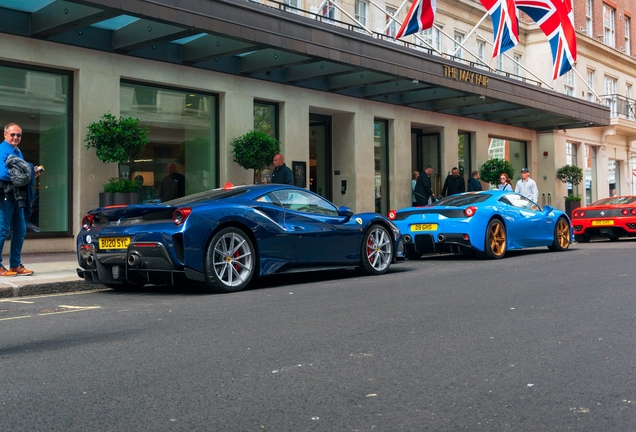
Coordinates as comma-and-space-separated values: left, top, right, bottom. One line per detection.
0, 279, 100, 298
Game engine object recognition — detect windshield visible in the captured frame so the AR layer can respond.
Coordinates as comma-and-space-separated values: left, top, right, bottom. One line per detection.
434, 193, 491, 207
164, 188, 248, 206
591, 197, 636, 206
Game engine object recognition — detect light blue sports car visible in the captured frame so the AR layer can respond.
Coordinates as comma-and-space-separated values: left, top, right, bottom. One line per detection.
388, 191, 571, 259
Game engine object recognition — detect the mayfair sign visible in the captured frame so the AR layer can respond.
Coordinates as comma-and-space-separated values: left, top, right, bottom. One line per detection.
443, 65, 489, 87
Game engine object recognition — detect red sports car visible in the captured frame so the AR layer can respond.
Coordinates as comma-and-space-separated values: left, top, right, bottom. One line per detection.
571, 196, 636, 242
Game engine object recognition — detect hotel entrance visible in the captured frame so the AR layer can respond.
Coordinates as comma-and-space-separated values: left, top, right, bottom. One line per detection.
309, 114, 333, 201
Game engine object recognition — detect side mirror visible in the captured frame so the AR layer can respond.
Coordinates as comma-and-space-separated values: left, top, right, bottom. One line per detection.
337, 206, 354, 219
544, 205, 553, 214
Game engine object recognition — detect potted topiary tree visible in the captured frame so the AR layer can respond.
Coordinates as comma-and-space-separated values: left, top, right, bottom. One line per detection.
230, 130, 280, 184
557, 164, 584, 218
85, 113, 149, 206
479, 158, 515, 187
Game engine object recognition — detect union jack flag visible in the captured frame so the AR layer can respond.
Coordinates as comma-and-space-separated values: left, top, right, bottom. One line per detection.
516, 0, 577, 79
395, 0, 437, 39
479, 0, 519, 57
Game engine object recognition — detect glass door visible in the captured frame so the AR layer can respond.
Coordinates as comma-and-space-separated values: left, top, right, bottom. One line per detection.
309, 114, 332, 201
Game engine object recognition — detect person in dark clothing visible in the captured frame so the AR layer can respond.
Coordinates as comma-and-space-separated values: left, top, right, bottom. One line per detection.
160, 162, 185, 202
413, 165, 435, 206
467, 170, 483, 192
441, 167, 465, 197
271, 153, 294, 185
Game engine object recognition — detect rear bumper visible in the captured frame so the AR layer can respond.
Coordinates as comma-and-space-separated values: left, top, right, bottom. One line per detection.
573, 220, 636, 238
77, 242, 204, 286
403, 232, 475, 255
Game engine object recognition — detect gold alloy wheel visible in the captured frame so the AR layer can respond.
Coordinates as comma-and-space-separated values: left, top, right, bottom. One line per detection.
489, 221, 506, 257
556, 218, 570, 248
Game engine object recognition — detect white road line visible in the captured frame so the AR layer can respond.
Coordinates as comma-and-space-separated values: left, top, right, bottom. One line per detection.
0, 315, 31, 321
0, 300, 34, 304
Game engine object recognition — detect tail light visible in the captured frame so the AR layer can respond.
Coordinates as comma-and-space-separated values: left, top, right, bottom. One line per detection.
464, 206, 477, 217
82, 215, 94, 230
173, 207, 192, 225
579, 211, 586, 217
573, 211, 579, 218
222, 182, 234, 190
104, 204, 128, 209
622, 209, 629, 215
631, 209, 636, 215
388, 210, 397, 220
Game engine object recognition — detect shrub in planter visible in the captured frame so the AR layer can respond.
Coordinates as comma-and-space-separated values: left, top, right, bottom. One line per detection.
231, 130, 280, 184
479, 158, 515, 186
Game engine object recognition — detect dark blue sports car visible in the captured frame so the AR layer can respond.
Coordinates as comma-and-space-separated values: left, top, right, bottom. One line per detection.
77, 184, 403, 292
389, 191, 571, 259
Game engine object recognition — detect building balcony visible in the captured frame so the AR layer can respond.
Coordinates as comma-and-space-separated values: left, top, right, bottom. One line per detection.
601, 94, 636, 121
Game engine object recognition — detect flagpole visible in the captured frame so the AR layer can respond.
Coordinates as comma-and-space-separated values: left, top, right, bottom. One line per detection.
327, 0, 374, 35
383, 0, 410, 33
434, 24, 497, 72
451, 12, 488, 57
367, 0, 444, 56
474, 31, 554, 89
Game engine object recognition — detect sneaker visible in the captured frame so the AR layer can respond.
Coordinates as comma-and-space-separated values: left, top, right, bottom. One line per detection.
0, 266, 17, 277
9, 264, 34, 276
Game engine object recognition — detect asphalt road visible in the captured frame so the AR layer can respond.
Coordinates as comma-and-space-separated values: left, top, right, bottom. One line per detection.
2, 240, 636, 431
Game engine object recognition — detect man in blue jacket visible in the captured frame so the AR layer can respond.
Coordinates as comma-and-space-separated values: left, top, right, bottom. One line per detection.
0, 123, 37, 276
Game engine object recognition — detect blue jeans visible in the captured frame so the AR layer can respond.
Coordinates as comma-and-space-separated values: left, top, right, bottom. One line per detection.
0, 198, 26, 268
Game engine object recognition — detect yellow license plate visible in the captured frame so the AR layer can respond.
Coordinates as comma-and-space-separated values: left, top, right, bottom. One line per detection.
592, 220, 614, 226
410, 223, 438, 232
99, 237, 131, 249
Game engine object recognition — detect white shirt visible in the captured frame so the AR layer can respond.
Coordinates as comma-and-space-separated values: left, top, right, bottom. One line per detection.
515, 177, 539, 203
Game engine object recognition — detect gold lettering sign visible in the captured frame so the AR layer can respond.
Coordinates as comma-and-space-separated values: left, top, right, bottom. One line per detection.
443, 65, 489, 87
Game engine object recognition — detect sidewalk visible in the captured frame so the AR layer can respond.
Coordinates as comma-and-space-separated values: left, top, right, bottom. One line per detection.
0, 252, 91, 298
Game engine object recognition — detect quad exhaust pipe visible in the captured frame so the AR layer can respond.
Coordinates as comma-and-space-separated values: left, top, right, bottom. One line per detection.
86, 255, 95, 266
437, 234, 445, 242
403, 234, 412, 243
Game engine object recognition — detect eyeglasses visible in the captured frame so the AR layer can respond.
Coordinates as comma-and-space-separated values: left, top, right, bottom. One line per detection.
7, 133, 22, 138
500, 177, 506, 180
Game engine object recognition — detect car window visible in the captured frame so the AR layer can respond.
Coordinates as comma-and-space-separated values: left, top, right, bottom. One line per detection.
272, 189, 338, 216
591, 197, 636, 206
500, 194, 540, 211
256, 193, 282, 206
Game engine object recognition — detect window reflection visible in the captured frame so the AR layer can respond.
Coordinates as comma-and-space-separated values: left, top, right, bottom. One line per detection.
120, 82, 218, 202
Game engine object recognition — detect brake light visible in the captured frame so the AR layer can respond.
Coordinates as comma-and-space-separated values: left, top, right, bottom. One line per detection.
173, 207, 192, 225
631, 209, 636, 215
464, 206, 477, 217
622, 209, 629, 215
222, 182, 234, 190
388, 210, 397, 220
82, 215, 94, 230
580, 211, 586, 217
573, 211, 579, 218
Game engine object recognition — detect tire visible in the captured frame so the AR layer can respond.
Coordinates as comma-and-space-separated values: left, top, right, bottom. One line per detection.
359, 224, 393, 275
575, 234, 590, 243
480, 219, 507, 259
548, 217, 571, 251
203, 227, 256, 293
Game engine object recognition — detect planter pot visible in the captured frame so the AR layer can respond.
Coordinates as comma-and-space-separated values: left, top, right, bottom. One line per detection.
99, 192, 140, 207
564, 199, 581, 219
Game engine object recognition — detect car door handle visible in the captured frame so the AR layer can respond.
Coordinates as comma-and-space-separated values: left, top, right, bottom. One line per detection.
292, 226, 304, 231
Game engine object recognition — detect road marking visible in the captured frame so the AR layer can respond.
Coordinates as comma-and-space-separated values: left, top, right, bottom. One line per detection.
0, 300, 34, 304
6, 289, 107, 301
0, 315, 31, 321
38, 305, 101, 316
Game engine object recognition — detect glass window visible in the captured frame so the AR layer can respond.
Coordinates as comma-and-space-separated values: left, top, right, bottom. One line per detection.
476, 40, 486, 69
121, 82, 218, 203
586, 0, 593, 36
435, 193, 490, 207
563, 70, 575, 96
386, 7, 397, 38
604, 76, 618, 115
513, 53, 522, 78
271, 189, 338, 215
625, 17, 631, 55
355, 0, 367, 27
418, 27, 441, 53
603, 4, 615, 47
488, 137, 527, 187
374, 120, 389, 214
0, 64, 71, 235
587, 69, 596, 101
458, 132, 470, 180
453, 31, 464, 60
321, 0, 336, 20
254, 101, 278, 138
585, 145, 597, 205
496, 55, 504, 74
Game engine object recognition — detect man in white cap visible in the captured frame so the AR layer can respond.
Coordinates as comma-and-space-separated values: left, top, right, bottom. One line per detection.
515, 168, 539, 203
